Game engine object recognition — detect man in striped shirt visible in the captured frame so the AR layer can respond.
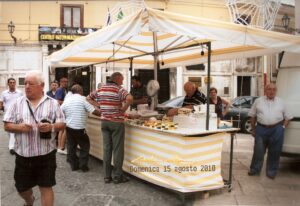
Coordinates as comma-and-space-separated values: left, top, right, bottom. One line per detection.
61, 84, 101, 172
88, 72, 133, 184
3, 71, 66, 206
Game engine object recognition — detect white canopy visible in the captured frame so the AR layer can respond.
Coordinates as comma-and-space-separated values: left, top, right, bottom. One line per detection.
49, 7, 300, 68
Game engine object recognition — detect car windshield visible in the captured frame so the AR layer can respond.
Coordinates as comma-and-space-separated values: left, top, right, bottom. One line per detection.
161, 96, 184, 107
232, 97, 248, 106
232, 96, 257, 108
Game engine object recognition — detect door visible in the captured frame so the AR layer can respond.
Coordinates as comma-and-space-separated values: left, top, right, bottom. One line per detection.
137, 69, 170, 103
237, 76, 251, 96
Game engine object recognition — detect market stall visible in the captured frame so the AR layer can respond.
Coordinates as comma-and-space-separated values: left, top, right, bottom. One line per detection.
49, 5, 300, 193
87, 115, 238, 193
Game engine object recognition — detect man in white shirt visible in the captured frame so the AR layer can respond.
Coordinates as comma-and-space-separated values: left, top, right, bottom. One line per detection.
0, 78, 23, 154
248, 83, 292, 179
61, 84, 101, 172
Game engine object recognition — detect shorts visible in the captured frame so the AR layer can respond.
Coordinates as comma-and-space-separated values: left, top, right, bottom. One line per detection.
14, 150, 57, 193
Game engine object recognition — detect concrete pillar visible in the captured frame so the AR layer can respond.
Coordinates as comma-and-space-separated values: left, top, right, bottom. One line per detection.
42, 45, 49, 92
95, 65, 102, 89
176, 66, 183, 96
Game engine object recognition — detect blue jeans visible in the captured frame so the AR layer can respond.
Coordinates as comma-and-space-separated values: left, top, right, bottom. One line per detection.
250, 124, 285, 177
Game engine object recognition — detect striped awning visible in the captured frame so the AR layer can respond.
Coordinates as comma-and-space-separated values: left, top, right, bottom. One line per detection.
49, 7, 300, 68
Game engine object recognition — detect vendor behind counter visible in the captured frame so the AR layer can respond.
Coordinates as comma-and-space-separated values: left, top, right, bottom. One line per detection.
167, 81, 207, 116
130, 75, 151, 110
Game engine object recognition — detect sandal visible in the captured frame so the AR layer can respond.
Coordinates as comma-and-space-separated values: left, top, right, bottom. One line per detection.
23, 195, 35, 206
104, 177, 113, 184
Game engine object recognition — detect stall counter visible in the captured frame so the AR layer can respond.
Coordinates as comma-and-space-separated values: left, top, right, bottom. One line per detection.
86, 115, 238, 193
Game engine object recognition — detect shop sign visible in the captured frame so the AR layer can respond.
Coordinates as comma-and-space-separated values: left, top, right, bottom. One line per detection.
39, 26, 99, 41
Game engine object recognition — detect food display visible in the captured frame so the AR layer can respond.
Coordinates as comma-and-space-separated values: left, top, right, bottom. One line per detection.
143, 119, 178, 130
178, 108, 192, 115
126, 104, 225, 131
126, 112, 178, 130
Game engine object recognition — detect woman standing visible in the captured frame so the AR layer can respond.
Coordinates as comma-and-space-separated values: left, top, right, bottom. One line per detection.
209, 87, 230, 120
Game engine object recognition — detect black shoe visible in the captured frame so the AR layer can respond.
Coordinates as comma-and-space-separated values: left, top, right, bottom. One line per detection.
113, 175, 130, 184
267, 174, 276, 179
71, 165, 79, 171
104, 177, 113, 184
9, 149, 15, 155
81, 166, 89, 172
248, 170, 259, 176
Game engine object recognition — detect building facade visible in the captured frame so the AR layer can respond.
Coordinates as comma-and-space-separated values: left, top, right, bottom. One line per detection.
0, 0, 296, 100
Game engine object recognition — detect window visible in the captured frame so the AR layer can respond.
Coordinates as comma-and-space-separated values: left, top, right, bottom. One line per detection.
224, 87, 229, 95
61, 4, 83, 28
18, 77, 25, 86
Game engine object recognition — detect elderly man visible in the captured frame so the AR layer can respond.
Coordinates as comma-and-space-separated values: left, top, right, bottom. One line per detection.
3, 71, 66, 206
61, 84, 101, 172
0, 77, 23, 155
167, 81, 207, 116
88, 72, 133, 184
248, 82, 292, 179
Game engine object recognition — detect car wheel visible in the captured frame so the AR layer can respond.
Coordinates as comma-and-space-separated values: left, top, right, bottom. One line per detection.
242, 118, 252, 134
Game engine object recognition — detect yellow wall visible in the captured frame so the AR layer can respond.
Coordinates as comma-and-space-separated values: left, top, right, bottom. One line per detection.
0, 0, 229, 44
165, 0, 229, 20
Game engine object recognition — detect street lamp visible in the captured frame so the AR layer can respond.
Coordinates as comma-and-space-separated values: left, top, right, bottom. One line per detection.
7, 21, 17, 45
280, 14, 300, 33
281, 14, 290, 30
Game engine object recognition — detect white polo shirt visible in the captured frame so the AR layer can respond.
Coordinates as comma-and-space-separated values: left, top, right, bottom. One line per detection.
248, 96, 293, 125
0, 89, 23, 112
61, 93, 95, 129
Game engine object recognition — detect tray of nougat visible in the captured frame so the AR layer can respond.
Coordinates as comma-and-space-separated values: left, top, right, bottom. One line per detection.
143, 117, 178, 130
178, 108, 192, 115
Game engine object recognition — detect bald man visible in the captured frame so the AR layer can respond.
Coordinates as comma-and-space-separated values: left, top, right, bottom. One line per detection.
248, 82, 292, 179
167, 81, 206, 116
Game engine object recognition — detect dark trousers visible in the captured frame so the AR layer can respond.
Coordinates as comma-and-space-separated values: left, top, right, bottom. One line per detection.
250, 124, 285, 177
66, 127, 90, 169
101, 121, 125, 178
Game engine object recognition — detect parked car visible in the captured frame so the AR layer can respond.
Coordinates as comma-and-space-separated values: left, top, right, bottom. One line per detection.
224, 96, 258, 133
156, 95, 258, 133
156, 96, 185, 114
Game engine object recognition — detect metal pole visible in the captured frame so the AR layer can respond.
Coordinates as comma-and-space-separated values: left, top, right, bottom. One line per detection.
229, 133, 234, 188
153, 32, 158, 80
206, 42, 211, 130
129, 57, 133, 79
153, 31, 158, 108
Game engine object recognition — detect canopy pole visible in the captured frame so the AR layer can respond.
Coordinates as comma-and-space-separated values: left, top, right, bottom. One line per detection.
206, 42, 211, 131
129, 57, 133, 92
153, 31, 158, 109
129, 57, 133, 79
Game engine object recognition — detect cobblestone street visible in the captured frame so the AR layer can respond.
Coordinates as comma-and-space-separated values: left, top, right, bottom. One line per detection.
1, 113, 300, 206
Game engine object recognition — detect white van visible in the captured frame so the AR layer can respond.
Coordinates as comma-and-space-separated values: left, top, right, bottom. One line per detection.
276, 53, 300, 156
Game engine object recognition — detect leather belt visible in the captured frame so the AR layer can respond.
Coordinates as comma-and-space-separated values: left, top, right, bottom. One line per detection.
257, 121, 282, 128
